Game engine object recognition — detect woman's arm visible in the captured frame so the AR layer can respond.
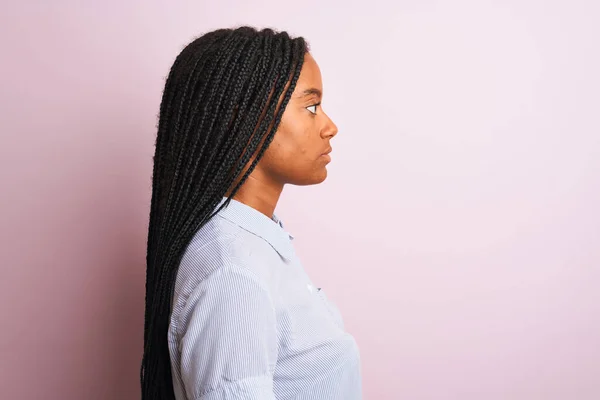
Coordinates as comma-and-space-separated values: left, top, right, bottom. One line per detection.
177, 266, 278, 400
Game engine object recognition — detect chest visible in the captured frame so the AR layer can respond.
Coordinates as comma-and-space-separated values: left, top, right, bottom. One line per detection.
272, 259, 347, 352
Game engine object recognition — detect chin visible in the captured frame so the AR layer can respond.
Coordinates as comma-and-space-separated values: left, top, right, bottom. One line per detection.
293, 169, 328, 186
314, 170, 328, 184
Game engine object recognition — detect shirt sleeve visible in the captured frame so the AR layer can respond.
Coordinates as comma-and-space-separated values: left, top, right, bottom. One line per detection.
177, 266, 278, 400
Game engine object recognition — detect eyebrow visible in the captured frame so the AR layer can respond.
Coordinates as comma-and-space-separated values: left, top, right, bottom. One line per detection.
297, 88, 322, 99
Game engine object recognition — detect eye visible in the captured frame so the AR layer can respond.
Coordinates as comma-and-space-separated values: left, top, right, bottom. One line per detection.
306, 103, 320, 115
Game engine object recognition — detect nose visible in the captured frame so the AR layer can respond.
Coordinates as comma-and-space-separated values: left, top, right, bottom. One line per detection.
320, 111, 338, 139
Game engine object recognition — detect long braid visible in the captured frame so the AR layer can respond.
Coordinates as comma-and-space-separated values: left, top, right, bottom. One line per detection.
145, 32, 225, 315
142, 27, 308, 399
179, 36, 262, 207
167, 34, 257, 232
155, 33, 234, 258
143, 37, 223, 365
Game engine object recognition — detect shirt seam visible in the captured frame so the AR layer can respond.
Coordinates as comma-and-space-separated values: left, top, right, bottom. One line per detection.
171, 234, 236, 338
175, 261, 276, 335
193, 374, 273, 400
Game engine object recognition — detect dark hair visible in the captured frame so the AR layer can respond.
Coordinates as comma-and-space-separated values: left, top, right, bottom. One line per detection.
141, 26, 308, 399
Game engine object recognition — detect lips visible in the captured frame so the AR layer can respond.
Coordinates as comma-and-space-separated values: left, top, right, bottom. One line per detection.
320, 147, 333, 163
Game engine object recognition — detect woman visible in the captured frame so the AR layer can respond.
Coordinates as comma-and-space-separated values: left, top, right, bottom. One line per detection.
142, 26, 361, 400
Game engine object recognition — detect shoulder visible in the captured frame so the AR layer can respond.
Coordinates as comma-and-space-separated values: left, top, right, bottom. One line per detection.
172, 215, 278, 311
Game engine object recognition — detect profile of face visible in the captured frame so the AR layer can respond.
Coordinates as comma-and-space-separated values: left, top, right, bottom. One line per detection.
253, 53, 339, 186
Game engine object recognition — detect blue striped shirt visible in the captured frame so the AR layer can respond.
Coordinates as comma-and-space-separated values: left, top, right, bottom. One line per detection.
168, 197, 362, 399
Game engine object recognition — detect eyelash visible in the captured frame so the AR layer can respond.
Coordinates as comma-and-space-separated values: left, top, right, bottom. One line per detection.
306, 102, 321, 115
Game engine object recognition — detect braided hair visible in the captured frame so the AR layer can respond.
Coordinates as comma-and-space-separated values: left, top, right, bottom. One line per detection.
141, 26, 308, 399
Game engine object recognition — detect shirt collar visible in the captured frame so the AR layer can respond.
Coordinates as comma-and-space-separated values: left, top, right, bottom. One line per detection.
215, 197, 295, 261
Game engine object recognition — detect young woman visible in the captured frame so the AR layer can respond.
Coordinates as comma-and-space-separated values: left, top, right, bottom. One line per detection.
141, 26, 361, 400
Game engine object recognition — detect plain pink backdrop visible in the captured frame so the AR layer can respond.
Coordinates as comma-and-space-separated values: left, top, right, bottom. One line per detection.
1, 1, 599, 399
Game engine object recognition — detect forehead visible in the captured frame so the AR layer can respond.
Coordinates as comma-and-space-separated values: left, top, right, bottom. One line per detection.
294, 53, 322, 92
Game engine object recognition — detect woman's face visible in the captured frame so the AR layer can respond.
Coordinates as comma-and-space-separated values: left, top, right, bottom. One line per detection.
256, 52, 339, 186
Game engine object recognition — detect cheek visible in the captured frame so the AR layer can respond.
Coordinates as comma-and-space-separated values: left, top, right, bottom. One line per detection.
276, 119, 312, 159
288, 132, 311, 163
262, 141, 285, 168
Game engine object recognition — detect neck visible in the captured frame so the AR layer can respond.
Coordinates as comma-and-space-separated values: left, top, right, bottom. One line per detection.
227, 170, 284, 218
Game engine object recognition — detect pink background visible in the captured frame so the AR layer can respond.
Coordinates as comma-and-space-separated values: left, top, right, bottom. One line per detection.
1, 1, 599, 399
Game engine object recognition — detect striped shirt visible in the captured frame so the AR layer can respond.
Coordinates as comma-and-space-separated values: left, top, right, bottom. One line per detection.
168, 197, 362, 399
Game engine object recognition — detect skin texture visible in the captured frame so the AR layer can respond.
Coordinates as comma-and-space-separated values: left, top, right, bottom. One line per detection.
231, 52, 339, 217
